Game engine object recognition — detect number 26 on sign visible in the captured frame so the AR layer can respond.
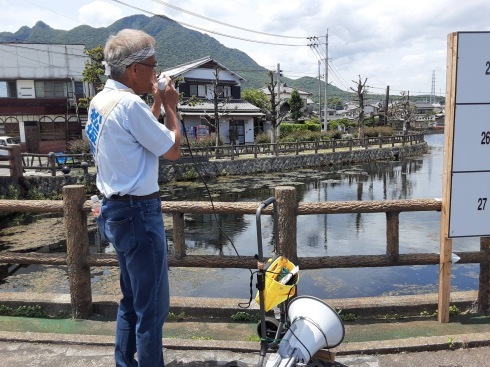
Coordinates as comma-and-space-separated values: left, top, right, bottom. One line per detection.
480, 131, 490, 144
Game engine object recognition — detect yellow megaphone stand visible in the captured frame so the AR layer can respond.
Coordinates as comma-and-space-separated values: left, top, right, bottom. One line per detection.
225, 197, 343, 367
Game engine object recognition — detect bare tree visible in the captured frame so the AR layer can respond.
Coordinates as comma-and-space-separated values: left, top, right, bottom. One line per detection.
390, 91, 416, 135
266, 70, 288, 147
199, 66, 235, 147
350, 76, 368, 139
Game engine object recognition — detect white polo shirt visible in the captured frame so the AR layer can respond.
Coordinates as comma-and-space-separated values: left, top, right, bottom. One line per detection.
86, 79, 176, 197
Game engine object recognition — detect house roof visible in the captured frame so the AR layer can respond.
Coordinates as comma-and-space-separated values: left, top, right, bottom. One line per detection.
161, 56, 246, 81
261, 83, 312, 97
414, 103, 437, 108
179, 99, 263, 117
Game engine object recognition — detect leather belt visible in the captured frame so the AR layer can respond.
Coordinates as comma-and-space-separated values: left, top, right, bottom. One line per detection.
106, 192, 160, 201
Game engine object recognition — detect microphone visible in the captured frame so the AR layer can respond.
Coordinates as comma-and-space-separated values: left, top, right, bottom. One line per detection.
157, 72, 168, 90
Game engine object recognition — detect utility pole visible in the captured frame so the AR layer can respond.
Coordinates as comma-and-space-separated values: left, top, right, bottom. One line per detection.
323, 30, 329, 132
277, 63, 281, 120
318, 60, 322, 121
431, 70, 436, 104
384, 85, 390, 126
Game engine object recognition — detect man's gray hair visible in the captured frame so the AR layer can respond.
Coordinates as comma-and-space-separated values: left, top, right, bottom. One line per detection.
104, 29, 156, 78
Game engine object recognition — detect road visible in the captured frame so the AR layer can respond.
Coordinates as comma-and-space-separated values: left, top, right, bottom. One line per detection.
0, 340, 488, 367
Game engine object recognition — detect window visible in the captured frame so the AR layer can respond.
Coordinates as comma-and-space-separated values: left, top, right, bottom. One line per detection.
0, 81, 17, 97
34, 80, 70, 98
189, 84, 207, 97
215, 85, 231, 98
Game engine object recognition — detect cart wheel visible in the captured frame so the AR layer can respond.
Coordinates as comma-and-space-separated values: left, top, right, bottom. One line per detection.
256, 316, 281, 340
223, 361, 249, 367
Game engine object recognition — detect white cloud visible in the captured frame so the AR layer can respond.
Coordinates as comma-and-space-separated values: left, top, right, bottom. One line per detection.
2, 0, 490, 95
78, 1, 124, 28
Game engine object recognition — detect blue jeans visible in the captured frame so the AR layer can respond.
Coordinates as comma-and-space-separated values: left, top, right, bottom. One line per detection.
98, 197, 169, 367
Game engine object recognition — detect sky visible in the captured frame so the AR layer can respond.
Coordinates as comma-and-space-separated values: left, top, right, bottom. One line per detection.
2, 0, 490, 97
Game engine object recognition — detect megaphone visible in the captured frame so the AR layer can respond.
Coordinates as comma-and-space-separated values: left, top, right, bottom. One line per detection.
266, 296, 345, 367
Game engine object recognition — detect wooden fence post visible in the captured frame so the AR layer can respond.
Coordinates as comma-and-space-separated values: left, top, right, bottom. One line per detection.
10, 145, 23, 178
478, 237, 490, 314
63, 185, 92, 319
275, 186, 298, 264
48, 152, 57, 176
173, 212, 186, 259
386, 212, 399, 261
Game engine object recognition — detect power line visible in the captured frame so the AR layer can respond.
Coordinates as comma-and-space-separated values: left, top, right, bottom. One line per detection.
112, 0, 309, 47
21, 0, 82, 26
149, 0, 307, 39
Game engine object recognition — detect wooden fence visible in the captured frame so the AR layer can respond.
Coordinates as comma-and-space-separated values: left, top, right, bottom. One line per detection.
182, 134, 424, 161
0, 185, 488, 321
0, 134, 424, 176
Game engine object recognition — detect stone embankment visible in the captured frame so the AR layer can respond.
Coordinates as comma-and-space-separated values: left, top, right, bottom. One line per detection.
0, 142, 427, 197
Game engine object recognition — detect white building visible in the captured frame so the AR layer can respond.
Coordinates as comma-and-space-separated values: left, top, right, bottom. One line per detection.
0, 43, 90, 152
162, 56, 263, 145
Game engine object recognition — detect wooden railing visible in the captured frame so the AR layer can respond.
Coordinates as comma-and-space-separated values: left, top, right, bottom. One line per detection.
183, 134, 424, 161
0, 134, 425, 176
0, 185, 488, 320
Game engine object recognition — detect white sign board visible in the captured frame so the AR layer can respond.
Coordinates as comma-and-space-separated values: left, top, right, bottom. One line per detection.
450, 172, 490, 237
455, 33, 490, 104
449, 31, 490, 237
452, 104, 490, 172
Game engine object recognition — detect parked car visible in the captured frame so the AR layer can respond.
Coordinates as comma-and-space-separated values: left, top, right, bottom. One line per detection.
0, 136, 19, 156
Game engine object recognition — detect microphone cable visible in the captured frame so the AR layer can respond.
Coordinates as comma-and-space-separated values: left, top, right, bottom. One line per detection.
179, 120, 258, 306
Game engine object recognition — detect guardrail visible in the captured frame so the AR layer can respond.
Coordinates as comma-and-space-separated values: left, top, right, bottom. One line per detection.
0, 134, 424, 176
0, 185, 488, 320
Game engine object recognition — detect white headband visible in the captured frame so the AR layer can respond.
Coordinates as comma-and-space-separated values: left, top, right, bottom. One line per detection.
103, 46, 155, 76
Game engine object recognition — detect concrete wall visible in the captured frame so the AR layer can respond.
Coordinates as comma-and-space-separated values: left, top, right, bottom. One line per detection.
158, 142, 428, 183
0, 143, 427, 197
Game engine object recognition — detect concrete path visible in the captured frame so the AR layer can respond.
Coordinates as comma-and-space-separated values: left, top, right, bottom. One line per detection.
0, 292, 489, 366
0, 339, 489, 367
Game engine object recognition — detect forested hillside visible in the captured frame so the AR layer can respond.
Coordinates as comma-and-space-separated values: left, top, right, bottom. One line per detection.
0, 14, 352, 103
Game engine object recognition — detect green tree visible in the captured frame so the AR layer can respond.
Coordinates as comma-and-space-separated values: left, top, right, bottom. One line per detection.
288, 89, 304, 122
81, 45, 105, 95
242, 89, 271, 112
328, 96, 344, 110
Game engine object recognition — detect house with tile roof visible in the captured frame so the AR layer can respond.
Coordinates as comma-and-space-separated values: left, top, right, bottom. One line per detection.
161, 56, 263, 145
260, 83, 314, 118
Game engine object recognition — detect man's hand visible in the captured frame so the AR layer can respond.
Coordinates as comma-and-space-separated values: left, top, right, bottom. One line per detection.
158, 76, 179, 112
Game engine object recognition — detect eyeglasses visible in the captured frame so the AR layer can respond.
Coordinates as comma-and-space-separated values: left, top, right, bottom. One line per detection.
136, 61, 158, 68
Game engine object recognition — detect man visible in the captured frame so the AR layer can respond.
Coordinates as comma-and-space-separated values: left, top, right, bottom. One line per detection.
85, 29, 180, 367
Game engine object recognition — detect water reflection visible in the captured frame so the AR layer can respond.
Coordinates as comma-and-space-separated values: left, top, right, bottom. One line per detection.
162, 134, 480, 299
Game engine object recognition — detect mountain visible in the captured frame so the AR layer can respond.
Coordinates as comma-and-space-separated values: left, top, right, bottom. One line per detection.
0, 14, 351, 103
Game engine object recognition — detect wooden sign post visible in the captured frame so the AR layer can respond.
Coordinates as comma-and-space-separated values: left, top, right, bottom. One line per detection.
439, 31, 490, 322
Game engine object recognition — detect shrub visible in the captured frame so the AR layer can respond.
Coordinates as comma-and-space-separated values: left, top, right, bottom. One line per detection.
182, 135, 222, 148
364, 126, 394, 137
304, 121, 321, 132
67, 139, 90, 154
254, 132, 270, 144
280, 130, 325, 142
280, 123, 309, 137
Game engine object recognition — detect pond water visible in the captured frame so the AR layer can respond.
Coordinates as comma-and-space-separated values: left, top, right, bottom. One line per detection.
1, 134, 480, 301
160, 133, 480, 299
